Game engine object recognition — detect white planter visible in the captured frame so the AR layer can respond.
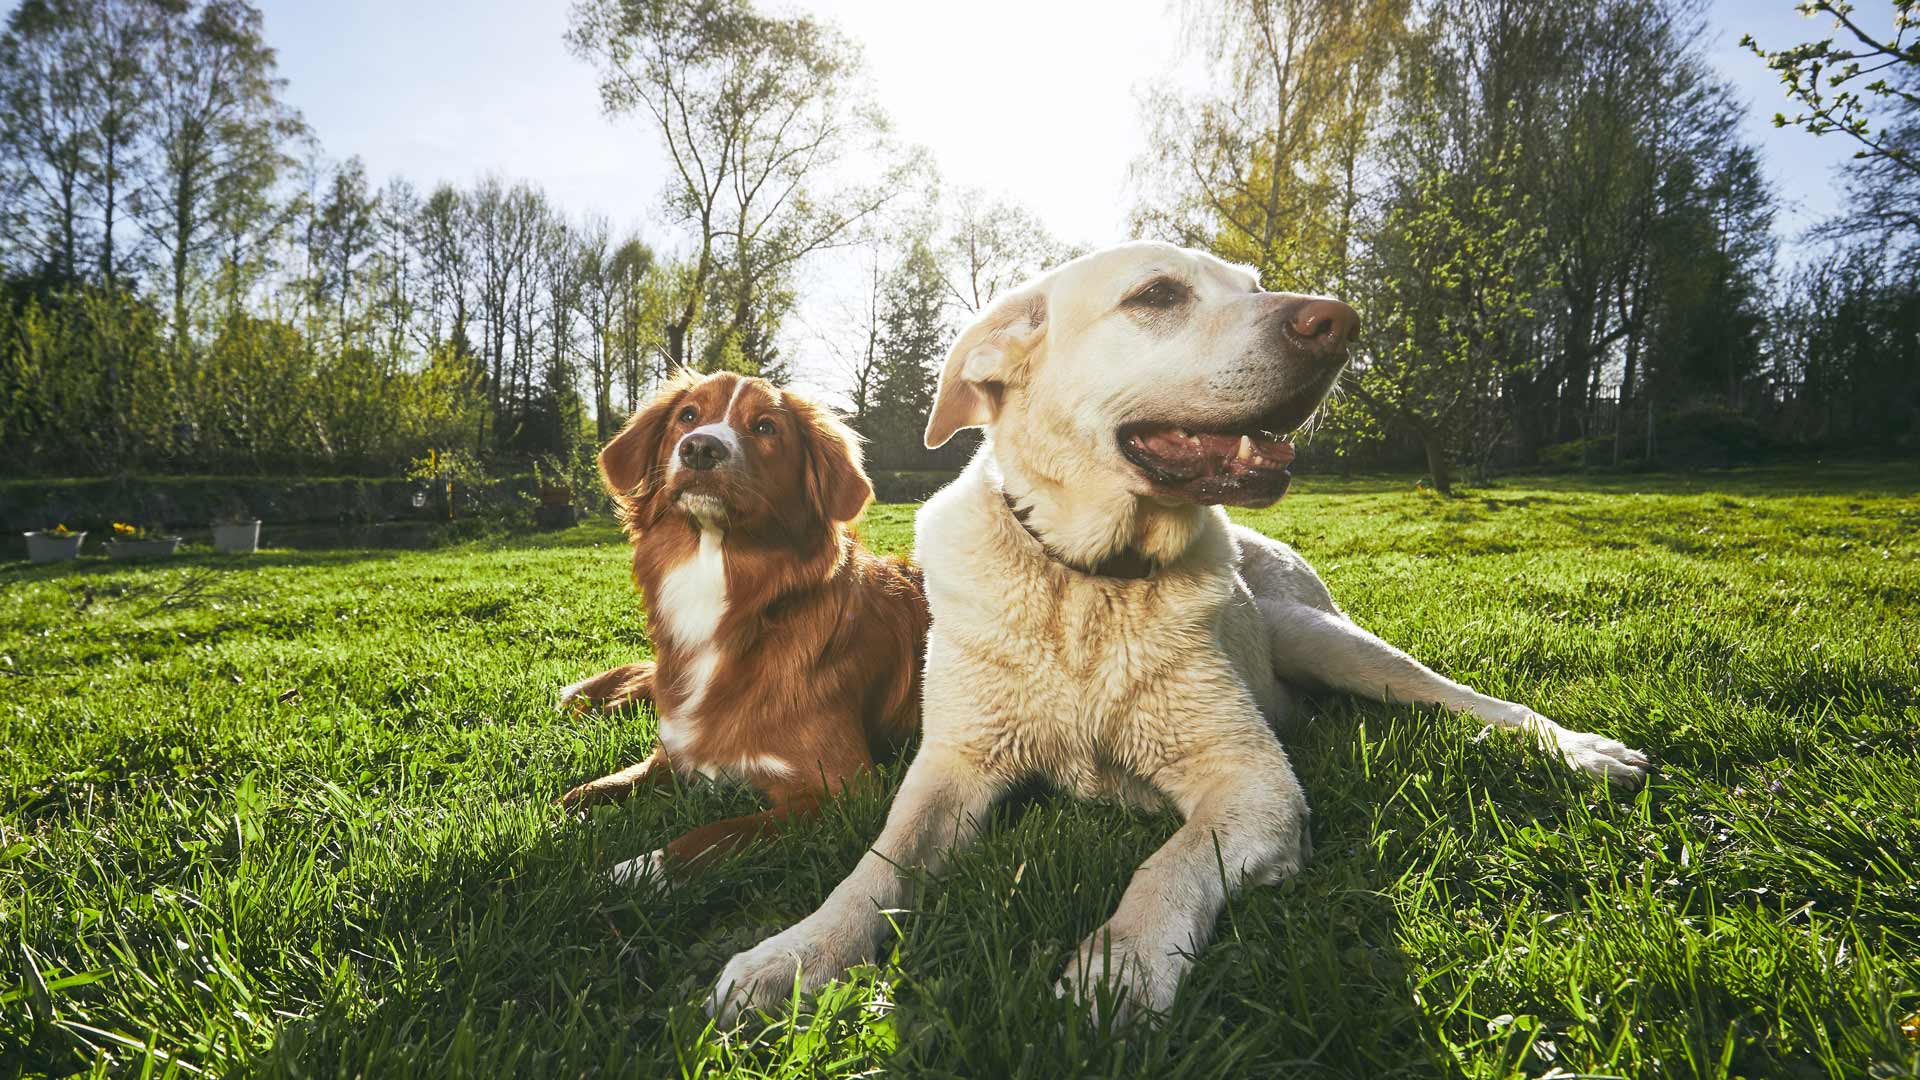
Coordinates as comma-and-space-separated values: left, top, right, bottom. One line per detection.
211, 520, 261, 554
106, 537, 182, 560
24, 531, 85, 564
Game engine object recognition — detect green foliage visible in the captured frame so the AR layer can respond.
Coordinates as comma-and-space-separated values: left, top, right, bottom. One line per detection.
2, 471, 1918, 1076
1356, 149, 1550, 491
0, 286, 156, 462
1771, 247, 1920, 448
0, 287, 487, 474
1136, 0, 1890, 478
1133, 0, 1409, 294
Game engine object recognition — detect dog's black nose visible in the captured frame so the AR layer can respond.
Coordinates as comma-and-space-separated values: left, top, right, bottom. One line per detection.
678, 433, 729, 471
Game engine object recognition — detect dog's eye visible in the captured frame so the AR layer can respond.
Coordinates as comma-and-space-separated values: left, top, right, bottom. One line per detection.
1127, 279, 1187, 309
677, 406, 699, 424
752, 418, 776, 436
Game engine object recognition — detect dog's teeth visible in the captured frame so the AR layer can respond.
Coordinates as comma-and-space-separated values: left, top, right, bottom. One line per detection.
1176, 428, 1194, 440
1236, 435, 1254, 461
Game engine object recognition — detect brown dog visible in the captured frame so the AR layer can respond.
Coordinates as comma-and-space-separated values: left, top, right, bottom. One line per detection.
559, 370, 928, 882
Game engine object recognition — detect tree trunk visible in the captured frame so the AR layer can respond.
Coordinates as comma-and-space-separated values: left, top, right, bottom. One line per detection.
58, 174, 78, 282
101, 139, 116, 290
172, 246, 189, 349
1612, 388, 1625, 468
666, 321, 687, 370
1420, 427, 1454, 496
1616, 325, 1640, 467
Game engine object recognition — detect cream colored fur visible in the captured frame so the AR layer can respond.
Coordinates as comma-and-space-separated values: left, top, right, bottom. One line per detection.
710, 241, 1650, 1024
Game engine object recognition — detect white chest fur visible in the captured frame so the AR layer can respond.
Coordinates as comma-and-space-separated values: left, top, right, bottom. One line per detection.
653, 528, 726, 758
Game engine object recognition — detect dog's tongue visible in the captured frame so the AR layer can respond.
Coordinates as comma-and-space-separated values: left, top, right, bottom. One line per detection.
1129, 426, 1294, 480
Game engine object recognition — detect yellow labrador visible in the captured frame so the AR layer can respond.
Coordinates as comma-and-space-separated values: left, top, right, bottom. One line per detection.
711, 241, 1650, 1023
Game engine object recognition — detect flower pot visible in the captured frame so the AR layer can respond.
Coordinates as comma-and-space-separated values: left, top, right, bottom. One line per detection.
24, 531, 85, 564
106, 537, 182, 560
211, 520, 261, 554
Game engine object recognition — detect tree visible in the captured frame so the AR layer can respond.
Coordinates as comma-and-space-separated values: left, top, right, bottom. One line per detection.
859, 239, 949, 468
139, 0, 301, 346
0, 0, 97, 283
468, 175, 539, 439
820, 245, 887, 424
610, 243, 671, 412
1131, 0, 1409, 293
74, 0, 153, 291
534, 210, 585, 452
412, 182, 472, 352
1769, 247, 1920, 447
368, 174, 419, 360
568, 0, 905, 375
572, 221, 658, 438
308, 156, 376, 336
1743, 2, 1920, 174
1636, 146, 1777, 413
937, 188, 1073, 314
1745, 2, 1920, 252
1351, 155, 1549, 494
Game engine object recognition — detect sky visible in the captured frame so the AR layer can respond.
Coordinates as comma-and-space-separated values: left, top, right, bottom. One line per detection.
251, 0, 1878, 250
247, 0, 1882, 397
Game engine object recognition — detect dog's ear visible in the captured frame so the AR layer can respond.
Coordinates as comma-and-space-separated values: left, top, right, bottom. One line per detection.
600, 369, 697, 508
925, 289, 1048, 449
791, 392, 873, 524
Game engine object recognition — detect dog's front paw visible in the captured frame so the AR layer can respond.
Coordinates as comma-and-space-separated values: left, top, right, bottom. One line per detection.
1547, 725, 1653, 788
709, 920, 865, 1024
609, 848, 667, 887
1055, 926, 1186, 1026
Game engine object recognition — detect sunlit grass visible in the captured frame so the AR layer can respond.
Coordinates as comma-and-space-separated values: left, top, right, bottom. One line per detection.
3, 464, 1917, 1077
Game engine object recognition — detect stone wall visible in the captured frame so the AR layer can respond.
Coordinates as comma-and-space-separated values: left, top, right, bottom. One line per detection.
1, 475, 515, 534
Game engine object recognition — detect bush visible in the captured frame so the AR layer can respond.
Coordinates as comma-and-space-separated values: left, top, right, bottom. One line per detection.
0, 290, 487, 476
1534, 437, 1616, 471
868, 470, 958, 503
1658, 401, 1782, 466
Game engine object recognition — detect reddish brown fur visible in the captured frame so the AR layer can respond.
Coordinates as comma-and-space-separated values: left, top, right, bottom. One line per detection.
560, 370, 929, 875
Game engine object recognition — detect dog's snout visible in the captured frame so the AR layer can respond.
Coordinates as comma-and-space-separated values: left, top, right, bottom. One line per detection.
678, 433, 729, 471
1287, 298, 1359, 351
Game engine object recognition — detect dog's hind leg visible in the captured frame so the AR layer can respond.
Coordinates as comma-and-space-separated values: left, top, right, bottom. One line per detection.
1256, 596, 1651, 787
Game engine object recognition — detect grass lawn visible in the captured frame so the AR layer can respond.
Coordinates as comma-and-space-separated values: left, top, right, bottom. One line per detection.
3, 464, 1918, 1078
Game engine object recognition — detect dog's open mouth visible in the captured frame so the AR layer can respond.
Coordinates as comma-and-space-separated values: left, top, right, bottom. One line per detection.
1118, 421, 1298, 507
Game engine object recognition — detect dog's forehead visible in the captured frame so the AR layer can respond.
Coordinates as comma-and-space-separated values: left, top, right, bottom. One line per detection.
1057, 243, 1259, 301
681, 374, 735, 412
730, 378, 780, 417
680, 373, 776, 420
